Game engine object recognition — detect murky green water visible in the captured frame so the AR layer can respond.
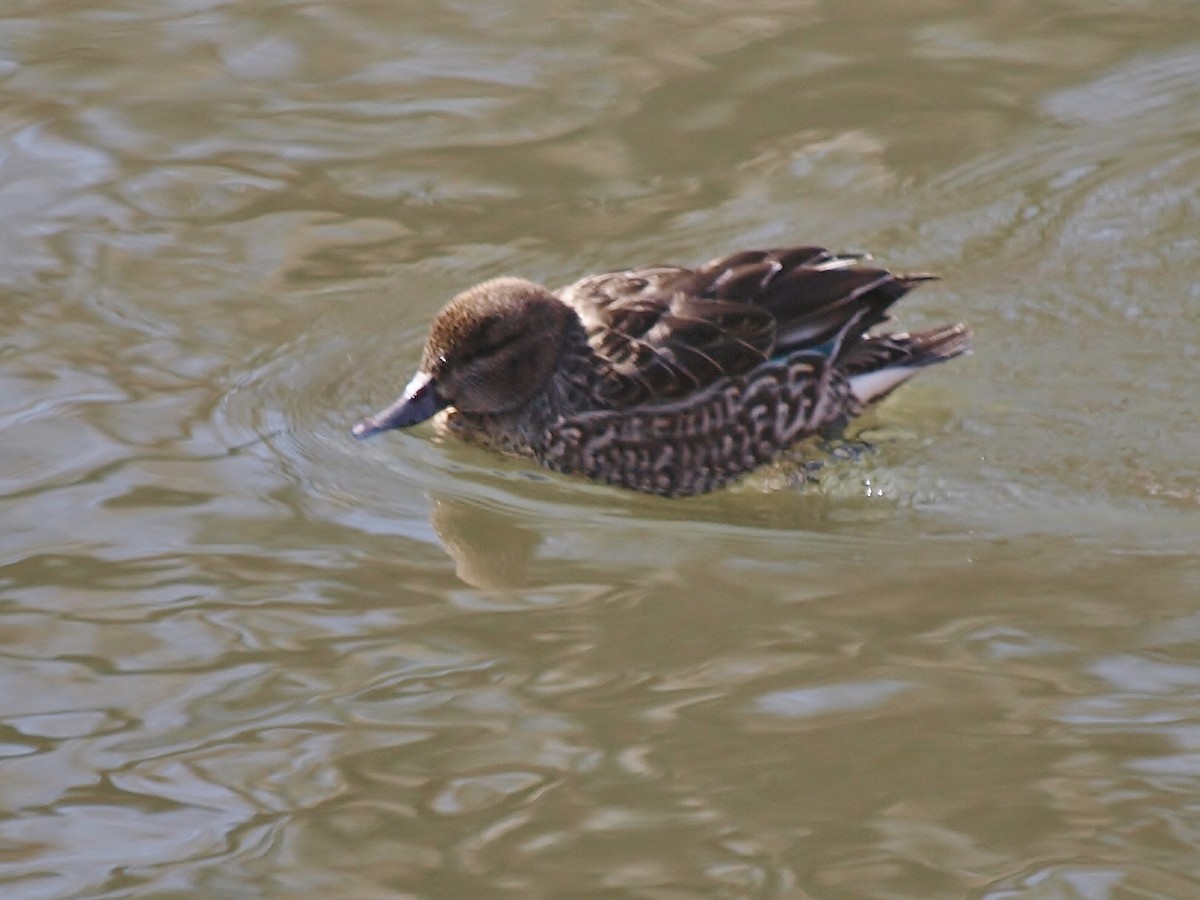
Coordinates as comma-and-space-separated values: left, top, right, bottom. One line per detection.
2, 1, 1199, 897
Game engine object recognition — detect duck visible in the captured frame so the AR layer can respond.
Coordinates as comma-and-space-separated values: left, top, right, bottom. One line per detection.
352, 245, 970, 497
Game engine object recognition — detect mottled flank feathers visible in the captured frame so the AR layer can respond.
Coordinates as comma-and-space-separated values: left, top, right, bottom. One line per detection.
352, 245, 970, 496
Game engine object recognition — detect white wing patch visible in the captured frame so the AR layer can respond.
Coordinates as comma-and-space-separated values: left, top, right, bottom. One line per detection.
848, 366, 919, 404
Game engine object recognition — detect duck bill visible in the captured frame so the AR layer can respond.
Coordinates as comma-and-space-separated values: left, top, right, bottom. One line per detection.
352, 372, 448, 438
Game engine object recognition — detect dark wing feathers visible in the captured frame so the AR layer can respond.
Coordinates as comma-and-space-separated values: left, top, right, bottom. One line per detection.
558, 246, 933, 408
767, 269, 938, 353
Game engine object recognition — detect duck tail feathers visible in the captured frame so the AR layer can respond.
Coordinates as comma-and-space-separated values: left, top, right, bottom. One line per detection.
844, 323, 971, 404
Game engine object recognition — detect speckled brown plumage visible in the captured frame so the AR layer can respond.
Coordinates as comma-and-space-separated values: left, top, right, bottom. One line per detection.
352, 245, 971, 496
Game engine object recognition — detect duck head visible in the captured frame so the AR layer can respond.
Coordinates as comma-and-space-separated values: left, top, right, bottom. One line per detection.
352, 277, 573, 438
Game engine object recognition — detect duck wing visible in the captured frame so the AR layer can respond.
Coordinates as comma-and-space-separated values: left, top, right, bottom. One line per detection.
557, 246, 934, 408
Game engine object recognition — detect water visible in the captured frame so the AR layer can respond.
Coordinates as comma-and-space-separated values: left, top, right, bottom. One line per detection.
2, 1, 1199, 897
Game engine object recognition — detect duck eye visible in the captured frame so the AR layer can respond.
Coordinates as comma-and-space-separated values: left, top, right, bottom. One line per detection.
483, 328, 524, 356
